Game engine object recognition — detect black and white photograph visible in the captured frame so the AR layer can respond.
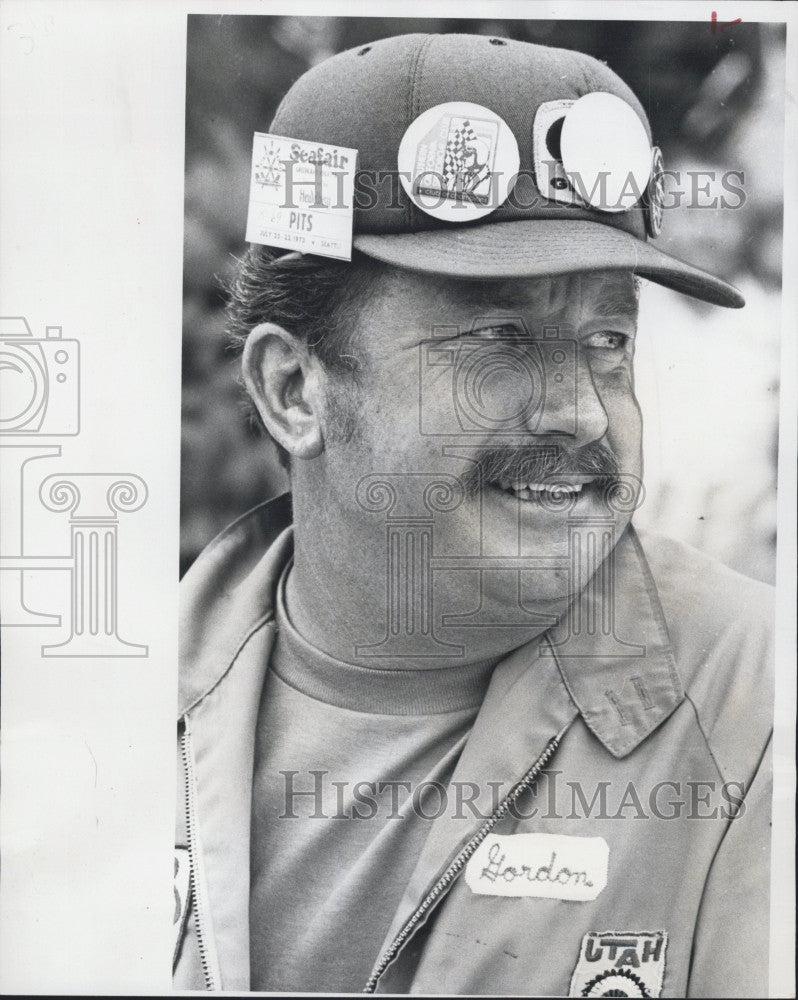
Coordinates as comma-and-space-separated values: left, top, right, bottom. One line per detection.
177, 12, 789, 997
1, 2, 796, 996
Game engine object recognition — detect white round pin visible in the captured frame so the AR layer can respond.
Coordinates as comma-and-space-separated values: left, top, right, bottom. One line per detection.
560, 92, 652, 213
397, 102, 520, 222
645, 145, 666, 237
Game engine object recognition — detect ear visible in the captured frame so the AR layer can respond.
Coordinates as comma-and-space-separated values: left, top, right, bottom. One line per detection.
242, 323, 325, 460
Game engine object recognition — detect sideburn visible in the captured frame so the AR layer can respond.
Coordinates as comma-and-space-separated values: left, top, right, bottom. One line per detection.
322, 376, 363, 447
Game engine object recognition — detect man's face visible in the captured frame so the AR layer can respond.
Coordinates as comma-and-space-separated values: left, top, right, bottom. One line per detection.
309, 266, 642, 654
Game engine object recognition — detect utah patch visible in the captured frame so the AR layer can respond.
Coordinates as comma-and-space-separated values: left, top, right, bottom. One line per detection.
569, 931, 667, 997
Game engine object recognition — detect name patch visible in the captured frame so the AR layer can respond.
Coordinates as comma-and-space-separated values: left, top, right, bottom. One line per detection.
465, 832, 608, 900
569, 931, 668, 998
245, 132, 357, 260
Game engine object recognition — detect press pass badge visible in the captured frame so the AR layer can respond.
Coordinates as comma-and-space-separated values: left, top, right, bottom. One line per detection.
398, 102, 520, 222
245, 133, 357, 260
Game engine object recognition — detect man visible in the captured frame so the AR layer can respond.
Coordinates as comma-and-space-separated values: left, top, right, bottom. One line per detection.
174, 34, 773, 997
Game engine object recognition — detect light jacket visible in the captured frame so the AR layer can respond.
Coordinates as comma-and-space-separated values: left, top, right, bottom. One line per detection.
174, 493, 773, 996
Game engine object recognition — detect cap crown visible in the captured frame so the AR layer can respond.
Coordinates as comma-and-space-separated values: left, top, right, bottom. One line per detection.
271, 33, 652, 238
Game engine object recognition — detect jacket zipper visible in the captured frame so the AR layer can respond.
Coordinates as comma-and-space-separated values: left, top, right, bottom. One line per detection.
180, 718, 220, 991
363, 732, 562, 994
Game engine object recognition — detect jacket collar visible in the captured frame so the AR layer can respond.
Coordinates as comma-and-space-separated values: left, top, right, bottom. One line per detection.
545, 524, 684, 758
179, 492, 683, 754
179, 492, 292, 716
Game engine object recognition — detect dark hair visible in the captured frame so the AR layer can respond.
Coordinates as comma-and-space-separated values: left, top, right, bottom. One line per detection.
225, 246, 380, 468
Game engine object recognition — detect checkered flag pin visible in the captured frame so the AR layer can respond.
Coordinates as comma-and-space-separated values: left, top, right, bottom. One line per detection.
443, 120, 479, 185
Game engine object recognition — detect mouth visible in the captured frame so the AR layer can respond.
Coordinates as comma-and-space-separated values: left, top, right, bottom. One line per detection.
462, 443, 624, 510
492, 475, 601, 503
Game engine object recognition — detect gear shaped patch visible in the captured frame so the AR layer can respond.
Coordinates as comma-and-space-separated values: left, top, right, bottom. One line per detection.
582, 967, 650, 997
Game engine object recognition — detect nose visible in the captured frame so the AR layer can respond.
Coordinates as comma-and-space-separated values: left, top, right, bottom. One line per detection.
530, 345, 608, 446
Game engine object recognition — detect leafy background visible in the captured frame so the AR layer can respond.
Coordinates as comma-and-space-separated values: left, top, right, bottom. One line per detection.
182, 16, 784, 582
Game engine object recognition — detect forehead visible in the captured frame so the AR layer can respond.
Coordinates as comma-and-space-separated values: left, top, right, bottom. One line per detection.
446, 270, 637, 319
357, 265, 639, 328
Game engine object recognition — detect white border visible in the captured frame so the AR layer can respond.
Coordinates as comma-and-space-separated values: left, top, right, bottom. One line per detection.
1, 1, 794, 994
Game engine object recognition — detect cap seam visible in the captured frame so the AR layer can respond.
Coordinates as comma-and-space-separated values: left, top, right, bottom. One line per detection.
405, 35, 435, 232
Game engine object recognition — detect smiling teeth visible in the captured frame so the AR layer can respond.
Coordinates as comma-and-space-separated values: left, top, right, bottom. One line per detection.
507, 482, 584, 496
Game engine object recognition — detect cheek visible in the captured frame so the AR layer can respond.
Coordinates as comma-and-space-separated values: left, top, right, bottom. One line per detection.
361, 358, 428, 441
325, 374, 427, 463
598, 371, 643, 461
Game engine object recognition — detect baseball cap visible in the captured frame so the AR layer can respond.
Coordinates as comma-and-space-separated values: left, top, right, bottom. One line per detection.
270, 33, 744, 308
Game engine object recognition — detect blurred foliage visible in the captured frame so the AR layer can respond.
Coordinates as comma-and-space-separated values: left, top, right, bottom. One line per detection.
182, 16, 783, 578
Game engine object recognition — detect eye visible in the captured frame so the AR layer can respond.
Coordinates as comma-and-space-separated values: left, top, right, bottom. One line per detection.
584, 330, 629, 350
468, 323, 523, 341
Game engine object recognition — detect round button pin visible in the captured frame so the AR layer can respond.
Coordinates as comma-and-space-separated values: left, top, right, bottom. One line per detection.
560, 92, 652, 213
398, 102, 520, 222
645, 145, 666, 237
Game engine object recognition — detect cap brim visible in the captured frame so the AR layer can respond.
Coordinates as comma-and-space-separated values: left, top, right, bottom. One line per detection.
353, 219, 744, 309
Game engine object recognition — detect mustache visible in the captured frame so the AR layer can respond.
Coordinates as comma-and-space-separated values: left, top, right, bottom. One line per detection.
459, 441, 620, 497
